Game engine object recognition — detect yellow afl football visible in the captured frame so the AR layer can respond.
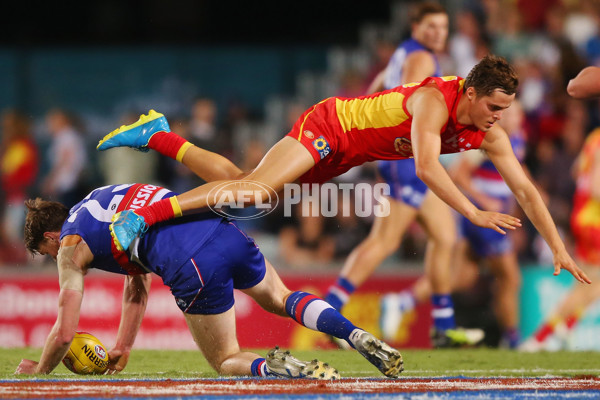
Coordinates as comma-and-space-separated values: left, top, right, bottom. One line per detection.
62, 331, 109, 375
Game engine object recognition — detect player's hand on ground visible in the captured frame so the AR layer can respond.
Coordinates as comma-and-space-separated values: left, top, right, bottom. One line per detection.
15, 359, 39, 375
106, 349, 130, 375
553, 250, 592, 284
467, 210, 521, 234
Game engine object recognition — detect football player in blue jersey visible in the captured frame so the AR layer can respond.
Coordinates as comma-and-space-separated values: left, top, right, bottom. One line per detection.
15, 183, 403, 379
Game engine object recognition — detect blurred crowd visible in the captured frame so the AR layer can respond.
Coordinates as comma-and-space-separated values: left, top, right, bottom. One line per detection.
1, 0, 600, 273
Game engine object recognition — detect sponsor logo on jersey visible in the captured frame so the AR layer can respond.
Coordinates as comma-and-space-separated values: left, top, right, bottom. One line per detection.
129, 184, 160, 209
312, 136, 331, 159
303, 130, 314, 139
394, 137, 413, 157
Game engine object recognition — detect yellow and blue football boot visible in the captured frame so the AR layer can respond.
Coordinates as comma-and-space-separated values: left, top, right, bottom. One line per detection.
110, 210, 148, 252
97, 110, 170, 152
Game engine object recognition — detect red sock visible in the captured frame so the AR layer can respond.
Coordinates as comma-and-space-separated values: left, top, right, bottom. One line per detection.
534, 323, 554, 342
148, 131, 192, 161
564, 314, 579, 330
135, 197, 182, 227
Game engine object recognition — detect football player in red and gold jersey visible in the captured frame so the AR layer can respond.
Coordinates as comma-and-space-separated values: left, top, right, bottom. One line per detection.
521, 128, 600, 351
98, 54, 589, 286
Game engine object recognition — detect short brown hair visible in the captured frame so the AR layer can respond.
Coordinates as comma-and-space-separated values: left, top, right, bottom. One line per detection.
410, 2, 447, 24
24, 198, 69, 255
464, 54, 519, 97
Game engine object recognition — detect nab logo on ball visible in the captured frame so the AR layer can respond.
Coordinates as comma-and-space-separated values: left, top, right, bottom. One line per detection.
62, 332, 109, 375
207, 180, 279, 220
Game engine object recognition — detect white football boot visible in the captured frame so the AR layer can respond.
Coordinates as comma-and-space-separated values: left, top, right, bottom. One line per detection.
265, 347, 340, 380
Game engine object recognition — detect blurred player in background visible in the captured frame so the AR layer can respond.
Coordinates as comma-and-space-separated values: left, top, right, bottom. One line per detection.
97, 56, 589, 294
0, 109, 39, 265
380, 100, 527, 349
40, 109, 87, 207
15, 182, 403, 378
520, 125, 600, 351
322, 2, 483, 348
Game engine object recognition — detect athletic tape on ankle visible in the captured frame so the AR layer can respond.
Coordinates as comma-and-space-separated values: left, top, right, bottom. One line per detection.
175, 142, 194, 163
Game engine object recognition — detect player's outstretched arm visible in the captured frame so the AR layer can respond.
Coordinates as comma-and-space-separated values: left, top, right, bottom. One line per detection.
482, 128, 591, 284
107, 274, 152, 374
15, 236, 90, 375
409, 86, 521, 234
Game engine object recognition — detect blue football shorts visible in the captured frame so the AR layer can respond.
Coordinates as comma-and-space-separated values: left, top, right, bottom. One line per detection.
170, 220, 266, 315
377, 159, 428, 209
459, 214, 512, 257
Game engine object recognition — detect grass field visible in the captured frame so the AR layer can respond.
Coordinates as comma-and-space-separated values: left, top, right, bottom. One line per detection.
3, 347, 600, 379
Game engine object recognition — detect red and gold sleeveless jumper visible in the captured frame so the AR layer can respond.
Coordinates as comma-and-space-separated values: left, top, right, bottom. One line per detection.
286, 76, 487, 183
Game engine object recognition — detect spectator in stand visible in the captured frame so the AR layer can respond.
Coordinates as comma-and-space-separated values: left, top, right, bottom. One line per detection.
0, 109, 39, 265
40, 109, 87, 207
189, 98, 219, 152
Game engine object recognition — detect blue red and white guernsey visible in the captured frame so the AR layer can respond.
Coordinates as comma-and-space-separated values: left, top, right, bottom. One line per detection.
383, 38, 442, 90
59, 184, 266, 314
459, 131, 527, 257
374, 38, 442, 208
470, 130, 527, 209
60, 183, 219, 275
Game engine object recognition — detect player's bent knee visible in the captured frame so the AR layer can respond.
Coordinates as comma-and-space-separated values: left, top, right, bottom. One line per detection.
216, 353, 248, 376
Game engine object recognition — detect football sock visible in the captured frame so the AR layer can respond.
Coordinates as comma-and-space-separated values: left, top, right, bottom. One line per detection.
324, 277, 356, 311
397, 289, 416, 312
286, 291, 357, 346
135, 196, 183, 227
431, 294, 456, 332
148, 131, 193, 162
250, 358, 270, 377
534, 315, 561, 343
565, 312, 581, 330
502, 327, 521, 349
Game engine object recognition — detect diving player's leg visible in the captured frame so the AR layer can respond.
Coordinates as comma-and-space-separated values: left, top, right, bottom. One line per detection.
179, 137, 315, 213
98, 110, 246, 182
110, 136, 315, 251
324, 198, 418, 311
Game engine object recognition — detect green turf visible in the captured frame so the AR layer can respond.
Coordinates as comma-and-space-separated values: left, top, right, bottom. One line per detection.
3, 348, 600, 379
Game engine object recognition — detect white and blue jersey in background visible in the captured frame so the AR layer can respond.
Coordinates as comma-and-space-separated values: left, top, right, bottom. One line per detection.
459, 132, 527, 257
60, 183, 266, 314
378, 38, 441, 208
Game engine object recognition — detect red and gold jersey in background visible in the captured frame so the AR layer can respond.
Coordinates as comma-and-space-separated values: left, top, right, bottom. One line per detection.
288, 76, 487, 183
571, 128, 600, 265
